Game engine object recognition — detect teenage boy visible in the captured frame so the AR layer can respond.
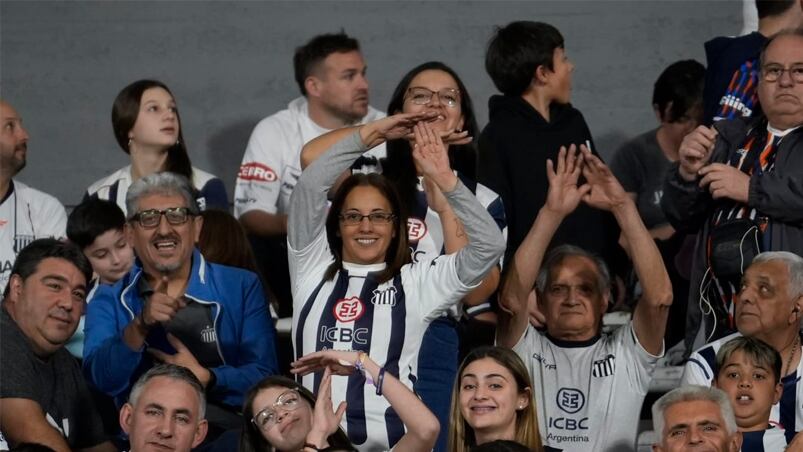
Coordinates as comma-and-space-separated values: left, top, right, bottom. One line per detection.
478, 21, 621, 282
714, 336, 789, 451
65, 198, 134, 358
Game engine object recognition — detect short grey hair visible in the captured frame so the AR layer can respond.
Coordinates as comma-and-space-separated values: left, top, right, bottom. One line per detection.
652, 386, 737, 440
535, 244, 611, 298
128, 364, 207, 419
126, 172, 199, 220
751, 251, 803, 299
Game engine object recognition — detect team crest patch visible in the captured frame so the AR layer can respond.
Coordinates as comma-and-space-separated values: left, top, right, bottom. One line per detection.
238, 162, 278, 182
407, 218, 428, 242
201, 326, 217, 344
333, 297, 365, 322
371, 286, 397, 307
592, 354, 615, 378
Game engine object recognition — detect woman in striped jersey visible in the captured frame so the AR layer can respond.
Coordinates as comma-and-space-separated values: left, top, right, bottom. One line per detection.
288, 114, 505, 451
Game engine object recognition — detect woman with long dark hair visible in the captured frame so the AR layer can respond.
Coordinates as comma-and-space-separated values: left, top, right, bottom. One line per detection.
85, 79, 228, 213
301, 63, 505, 450
289, 112, 505, 450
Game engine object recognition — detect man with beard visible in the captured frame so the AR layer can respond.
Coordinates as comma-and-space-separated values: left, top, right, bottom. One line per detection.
83, 172, 278, 439
234, 32, 384, 317
0, 100, 67, 293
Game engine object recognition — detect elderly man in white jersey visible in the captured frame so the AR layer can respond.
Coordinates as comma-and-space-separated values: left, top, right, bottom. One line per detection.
0, 100, 67, 293
497, 145, 672, 451
682, 251, 803, 442
234, 32, 384, 317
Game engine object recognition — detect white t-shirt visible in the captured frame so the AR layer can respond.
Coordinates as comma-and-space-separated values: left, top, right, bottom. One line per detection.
683, 332, 803, 439
290, 230, 474, 451
0, 180, 67, 292
513, 323, 660, 451
234, 96, 385, 218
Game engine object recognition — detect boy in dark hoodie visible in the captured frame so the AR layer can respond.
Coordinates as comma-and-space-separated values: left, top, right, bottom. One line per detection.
478, 21, 621, 284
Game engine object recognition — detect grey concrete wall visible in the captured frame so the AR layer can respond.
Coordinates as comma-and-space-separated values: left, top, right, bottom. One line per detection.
1, 1, 742, 207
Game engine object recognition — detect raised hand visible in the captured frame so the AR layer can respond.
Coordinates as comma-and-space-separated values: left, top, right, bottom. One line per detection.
307, 367, 348, 448
290, 349, 361, 377
678, 125, 717, 181
140, 276, 186, 326
544, 144, 588, 218
412, 122, 458, 192
698, 163, 749, 202
580, 145, 629, 212
360, 111, 439, 148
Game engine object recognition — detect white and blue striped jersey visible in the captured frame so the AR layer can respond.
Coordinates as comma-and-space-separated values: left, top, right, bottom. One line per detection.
290, 230, 475, 451
513, 323, 660, 451
682, 332, 803, 442
741, 426, 790, 451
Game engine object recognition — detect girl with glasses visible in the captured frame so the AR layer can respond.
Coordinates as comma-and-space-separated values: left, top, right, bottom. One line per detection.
241, 350, 440, 452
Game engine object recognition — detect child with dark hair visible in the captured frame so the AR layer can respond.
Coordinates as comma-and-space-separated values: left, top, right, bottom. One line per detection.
478, 21, 622, 289
714, 336, 790, 451
65, 197, 134, 358
610, 59, 705, 348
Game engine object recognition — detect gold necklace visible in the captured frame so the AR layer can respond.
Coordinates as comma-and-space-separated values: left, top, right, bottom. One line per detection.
782, 334, 800, 378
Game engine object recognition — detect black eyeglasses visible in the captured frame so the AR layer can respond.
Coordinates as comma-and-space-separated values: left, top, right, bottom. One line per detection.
404, 87, 461, 108
130, 207, 194, 228
761, 64, 803, 83
339, 211, 395, 225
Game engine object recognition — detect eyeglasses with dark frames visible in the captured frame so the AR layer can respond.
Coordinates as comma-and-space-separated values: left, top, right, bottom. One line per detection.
130, 207, 194, 228
339, 211, 396, 226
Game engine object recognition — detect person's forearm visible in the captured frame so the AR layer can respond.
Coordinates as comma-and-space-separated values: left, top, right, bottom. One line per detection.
462, 267, 499, 307
614, 201, 671, 310
363, 358, 439, 449
300, 126, 361, 169
240, 210, 288, 237
446, 180, 505, 287
289, 131, 367, 249
122, 316, 149, 351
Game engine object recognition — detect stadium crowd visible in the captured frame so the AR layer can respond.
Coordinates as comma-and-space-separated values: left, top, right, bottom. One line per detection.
2, 1, 803, 451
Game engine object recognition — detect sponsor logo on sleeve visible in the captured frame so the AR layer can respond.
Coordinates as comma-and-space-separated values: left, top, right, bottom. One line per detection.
238, 162, 278, 182
333, 297, 365, 322
407, 218, 428, 242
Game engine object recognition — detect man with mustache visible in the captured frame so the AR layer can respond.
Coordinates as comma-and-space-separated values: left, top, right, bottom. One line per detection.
234, 32, 384, 318
1, 239, 115, 451
83, 172, 278, 440
0, 100, 68, 293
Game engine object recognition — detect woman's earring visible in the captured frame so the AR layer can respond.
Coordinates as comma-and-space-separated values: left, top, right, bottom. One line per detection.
127, 137, 133, 147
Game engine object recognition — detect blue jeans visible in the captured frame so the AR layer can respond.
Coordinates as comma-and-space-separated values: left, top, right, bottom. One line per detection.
416, 317, 459, 452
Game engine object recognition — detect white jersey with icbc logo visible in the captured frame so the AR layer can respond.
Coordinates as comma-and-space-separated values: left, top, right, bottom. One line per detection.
682, 332, 803, 442
234, 97, 385, 218
0, 180, 67, 292
290, 231, 473, 451
513, 323, 660, 452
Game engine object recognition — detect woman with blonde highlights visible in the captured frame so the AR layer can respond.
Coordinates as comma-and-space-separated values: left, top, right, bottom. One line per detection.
448, 347, 543, 452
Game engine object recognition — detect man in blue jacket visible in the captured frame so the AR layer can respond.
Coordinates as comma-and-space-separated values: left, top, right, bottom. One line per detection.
83, 171, 277, 433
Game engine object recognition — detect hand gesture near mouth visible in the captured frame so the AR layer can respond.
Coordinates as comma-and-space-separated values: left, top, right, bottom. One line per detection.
412, 121, 458, 192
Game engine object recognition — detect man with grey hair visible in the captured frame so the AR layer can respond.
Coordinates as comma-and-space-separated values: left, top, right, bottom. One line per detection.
120, 364, 208, 452
651, 385, 742, 452
497, 146, 673, 451
84, 172, 278, 437
682, 250, 803, 441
